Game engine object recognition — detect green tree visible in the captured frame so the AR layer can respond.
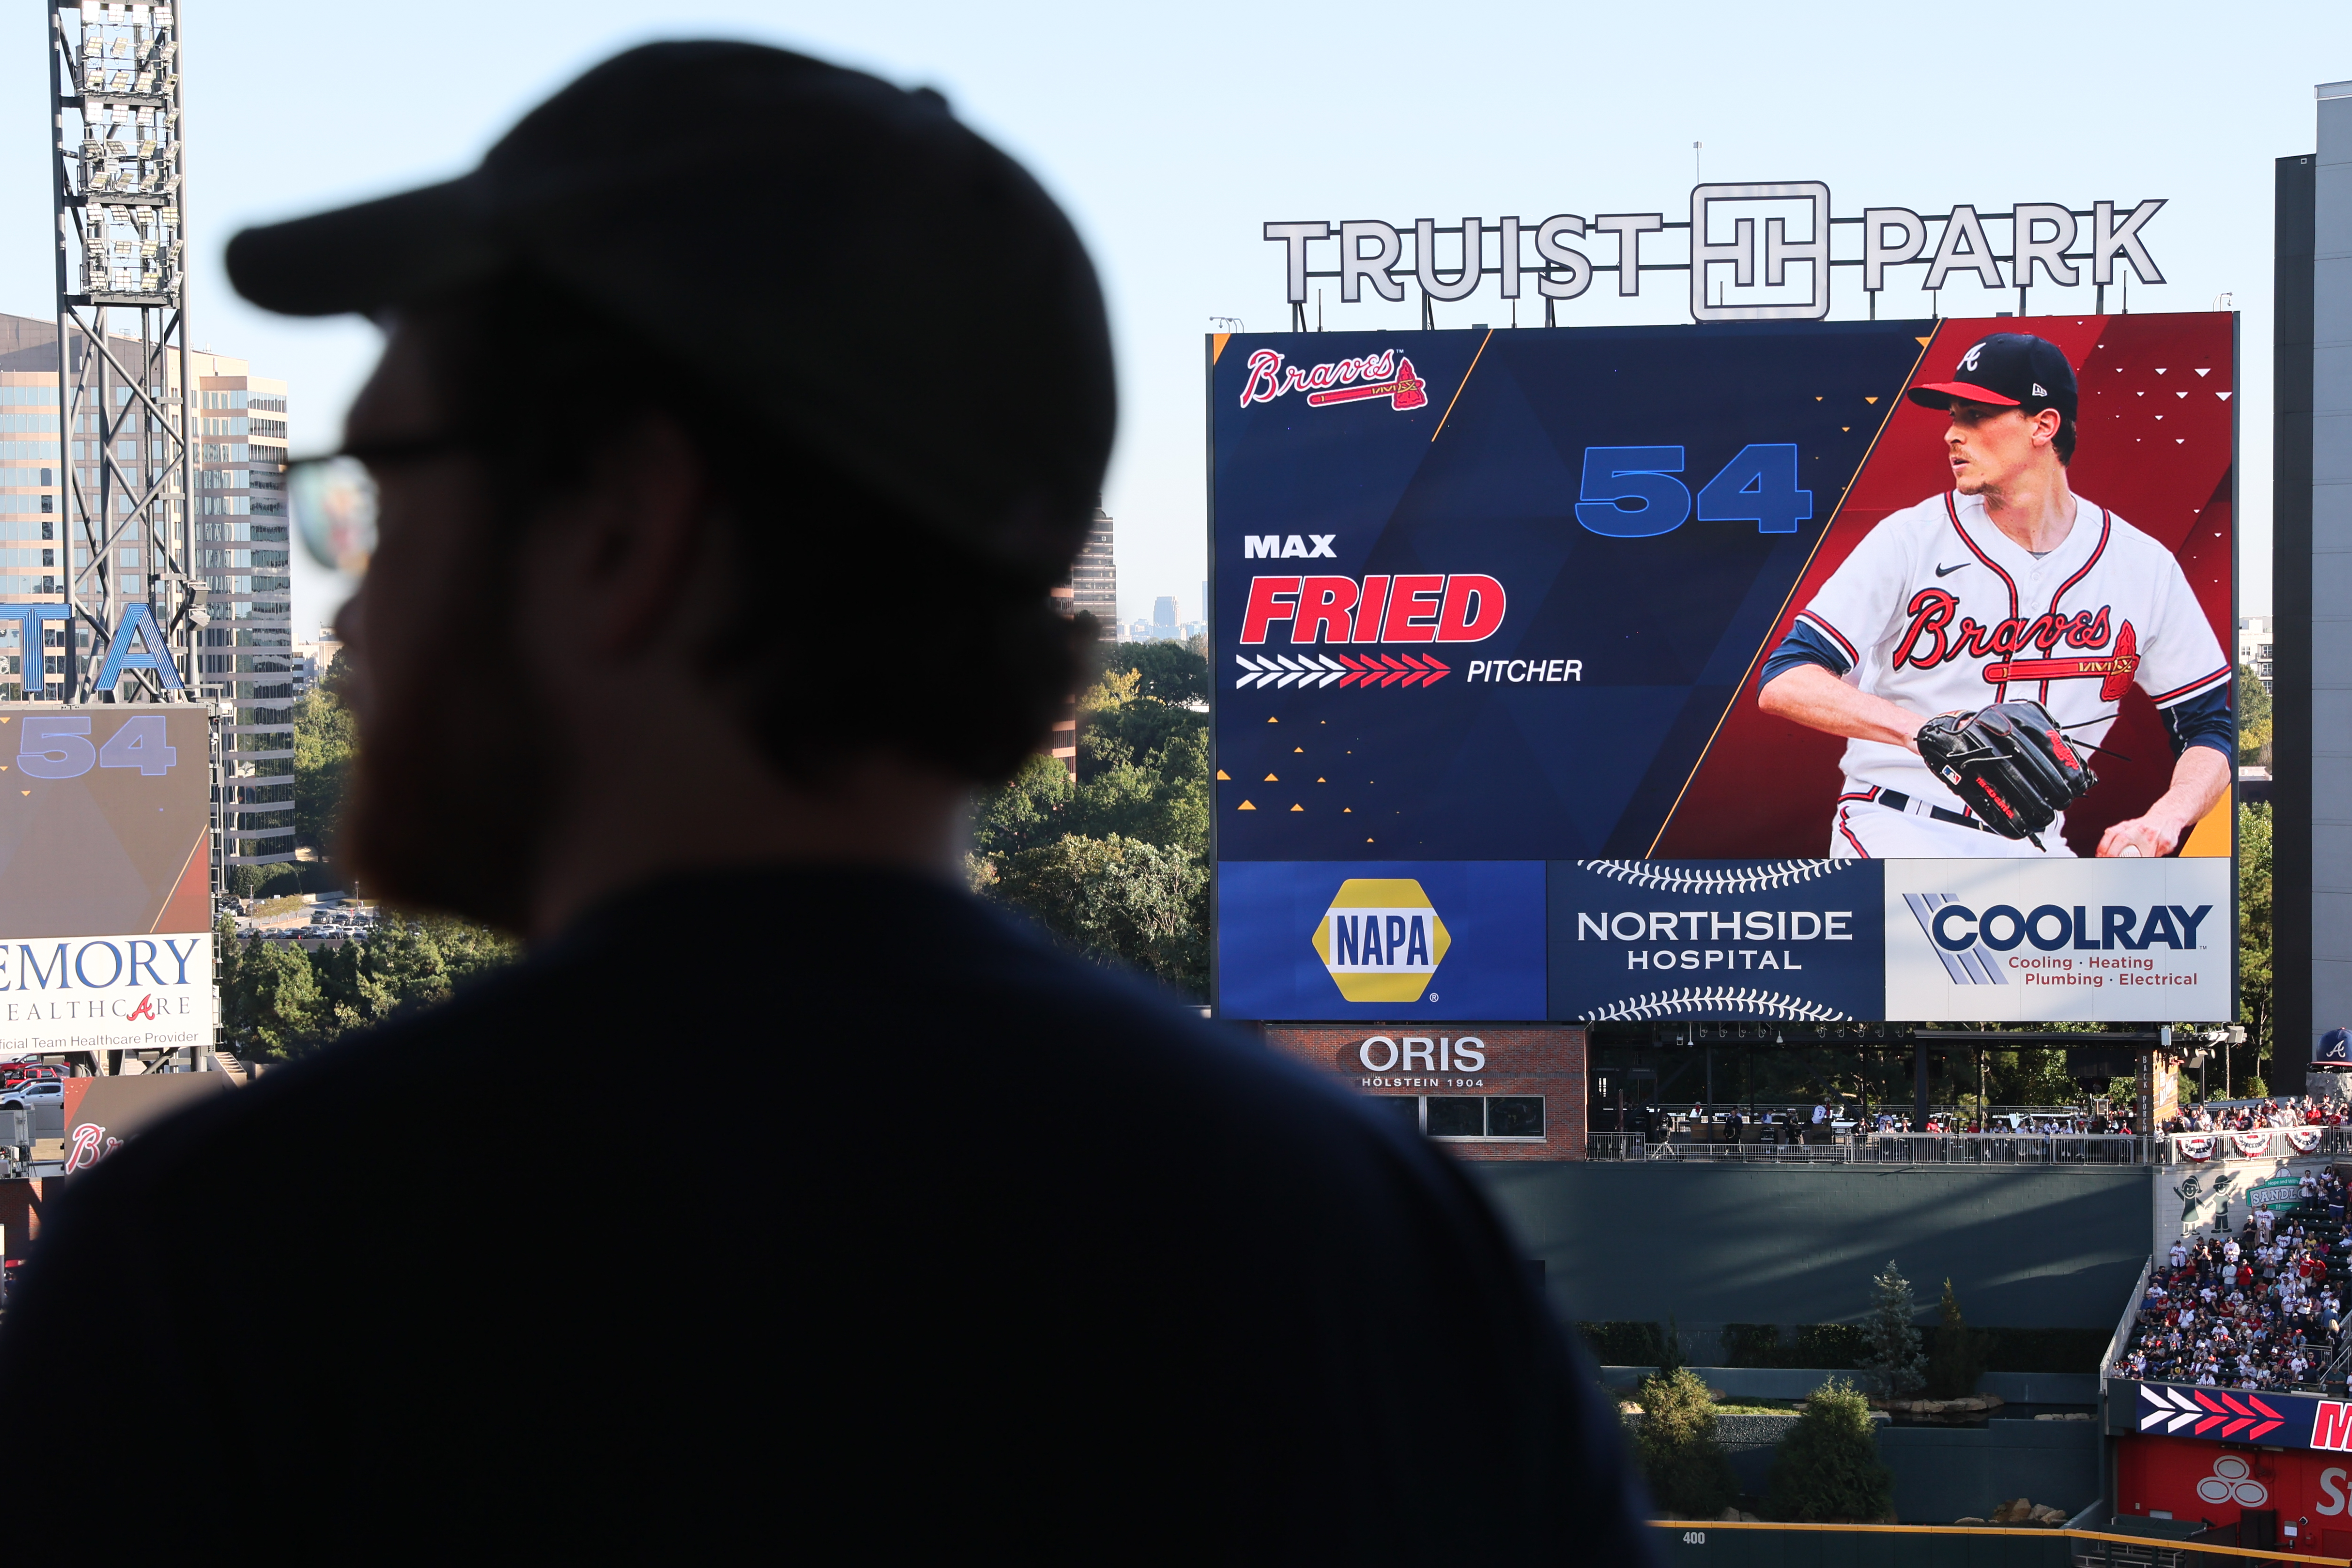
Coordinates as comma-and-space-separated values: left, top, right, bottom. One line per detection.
1857, 1261, 1926, 1402
292, 654, 358, 854
314, 914, 519, 1036
2238, 662, 2272, 765
1762, 1378, 1895, 1523
1925, 1278, 1988, 1399
971, 753, 1078, 862
993, 834, 1208, 996
1632, 1367, 1739, 1517
967, 641, 1212, 997
223, 934, 326, 1060
1098, 640, 1209, 706
220, 912, 518, 1057
1984, 1047, 2080, 1106
2240, 801, 2274, 1074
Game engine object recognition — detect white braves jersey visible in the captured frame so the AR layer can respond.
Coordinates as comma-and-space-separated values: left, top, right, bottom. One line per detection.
1793, 490, 2229, 811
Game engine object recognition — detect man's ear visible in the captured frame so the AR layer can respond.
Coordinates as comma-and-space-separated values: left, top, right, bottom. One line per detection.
522, 413, 713, 660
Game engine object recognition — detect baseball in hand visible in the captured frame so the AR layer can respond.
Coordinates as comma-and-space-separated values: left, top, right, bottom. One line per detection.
2120, 845, 2142, 857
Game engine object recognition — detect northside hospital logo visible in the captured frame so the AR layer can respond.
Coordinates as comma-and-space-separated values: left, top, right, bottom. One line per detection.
1310, 879, 1450, 1003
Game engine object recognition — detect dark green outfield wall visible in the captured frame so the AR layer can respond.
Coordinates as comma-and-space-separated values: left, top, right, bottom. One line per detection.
1469, 1163, 2150, 1330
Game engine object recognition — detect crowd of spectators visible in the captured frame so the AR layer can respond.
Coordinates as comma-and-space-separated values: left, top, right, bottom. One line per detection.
1660, 1103, 2142, 1140
2163, 1096, 2348, 1135
2112, 1169, 2352, 1391
1854, 1108, 2135, 1135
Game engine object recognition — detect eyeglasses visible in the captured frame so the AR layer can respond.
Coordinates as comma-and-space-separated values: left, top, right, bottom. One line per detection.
285, 433, 471, 577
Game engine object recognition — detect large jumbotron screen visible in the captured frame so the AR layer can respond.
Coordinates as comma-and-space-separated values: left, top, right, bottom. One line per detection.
1208, 313, 2236, 1024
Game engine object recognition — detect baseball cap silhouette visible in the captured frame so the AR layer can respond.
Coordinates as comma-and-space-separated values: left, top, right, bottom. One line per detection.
226, 41, 1113, 583
1906, 332, 2078, 421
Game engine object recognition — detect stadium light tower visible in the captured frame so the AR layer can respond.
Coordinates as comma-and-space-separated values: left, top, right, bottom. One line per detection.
47, 0, 198, 704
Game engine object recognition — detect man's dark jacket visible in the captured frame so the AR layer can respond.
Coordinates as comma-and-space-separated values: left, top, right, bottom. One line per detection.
0, 870, 1655, 1560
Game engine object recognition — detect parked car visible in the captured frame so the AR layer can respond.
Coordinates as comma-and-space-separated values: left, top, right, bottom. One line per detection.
0, 1063, 61, 1092
0, 1079, 64, 1110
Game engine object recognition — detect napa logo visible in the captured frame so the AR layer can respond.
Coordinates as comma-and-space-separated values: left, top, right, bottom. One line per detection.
1310, 879, 1451, 1003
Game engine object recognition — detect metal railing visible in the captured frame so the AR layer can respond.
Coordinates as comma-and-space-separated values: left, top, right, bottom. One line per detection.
1641, 1520, 2343, 1566
2101, 1254, 2153, 1393
1870, 1132, 2150, 1165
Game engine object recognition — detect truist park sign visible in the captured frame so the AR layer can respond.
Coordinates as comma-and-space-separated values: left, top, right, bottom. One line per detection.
1261, 187, 2167, 322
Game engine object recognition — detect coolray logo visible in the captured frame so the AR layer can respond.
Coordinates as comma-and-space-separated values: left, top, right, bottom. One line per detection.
1238, 574, 1506, 644
1906, 896, 2210, 971
1237, 348, 1428, 412
1902, 893, 2212, 989
1233, 653, 1451, 689
1901, 894, 2007, 986
2137, 1383, 2287, 1442
1310, 879, 1451, 1003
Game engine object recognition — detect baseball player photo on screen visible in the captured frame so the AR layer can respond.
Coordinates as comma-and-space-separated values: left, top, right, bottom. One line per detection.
1756, 331, 2232, 862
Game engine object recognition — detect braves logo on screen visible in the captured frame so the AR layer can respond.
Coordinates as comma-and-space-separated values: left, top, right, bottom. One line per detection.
1893, 589, 2142, 697
1237, 348, 1428, 412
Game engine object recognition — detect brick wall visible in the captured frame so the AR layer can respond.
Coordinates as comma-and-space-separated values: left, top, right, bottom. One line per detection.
1262, 1024, 1586, 1161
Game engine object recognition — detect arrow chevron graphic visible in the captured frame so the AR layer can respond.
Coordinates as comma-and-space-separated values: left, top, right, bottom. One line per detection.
1234, 653, 1452, 690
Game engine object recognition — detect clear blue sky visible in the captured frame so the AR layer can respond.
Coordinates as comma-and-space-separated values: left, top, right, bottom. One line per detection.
0, 1, 2342, 633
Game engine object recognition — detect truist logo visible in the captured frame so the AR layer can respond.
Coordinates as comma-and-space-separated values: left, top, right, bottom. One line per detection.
1238, 348, 1428, 412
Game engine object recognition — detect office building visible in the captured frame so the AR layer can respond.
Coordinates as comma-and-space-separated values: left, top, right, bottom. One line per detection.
1152, 595, 1176, 635
290, 628, 341, 697
0, 310, 292, 861
1043, 582, 1076, 776
2241, 615, 2275, 691
1072, 505, 1116, 627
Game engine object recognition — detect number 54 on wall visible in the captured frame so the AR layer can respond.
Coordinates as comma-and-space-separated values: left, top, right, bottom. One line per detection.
14, 715, 176, 779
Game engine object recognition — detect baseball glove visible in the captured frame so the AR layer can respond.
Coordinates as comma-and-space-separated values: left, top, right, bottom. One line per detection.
1914, 698, 2096, 849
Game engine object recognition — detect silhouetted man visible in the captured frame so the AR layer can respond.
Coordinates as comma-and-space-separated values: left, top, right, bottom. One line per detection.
0, 43, 1656, 1561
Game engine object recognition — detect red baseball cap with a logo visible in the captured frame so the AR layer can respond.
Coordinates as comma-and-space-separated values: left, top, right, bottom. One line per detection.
1905, 332, 2078, 420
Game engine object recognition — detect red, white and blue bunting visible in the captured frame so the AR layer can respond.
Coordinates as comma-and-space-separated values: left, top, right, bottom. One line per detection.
2233, 1131, 2276, 1158
2177, 1135, 2215, 1162
2289, 1127, 2324, 1154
